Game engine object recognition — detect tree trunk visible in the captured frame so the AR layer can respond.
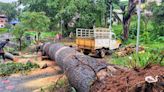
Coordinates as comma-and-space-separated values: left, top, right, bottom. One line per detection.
41, 43, 121, 92
38, 32, 41, 42
123, 16, 131, 40
18, 38, 22, 51
122, 0, 138, 40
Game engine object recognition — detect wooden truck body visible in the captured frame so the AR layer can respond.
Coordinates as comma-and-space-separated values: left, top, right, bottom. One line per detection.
76, 28, 121, 57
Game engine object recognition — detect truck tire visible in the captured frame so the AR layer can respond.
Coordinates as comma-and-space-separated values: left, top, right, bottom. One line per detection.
106, 50, 113, 55
83, 49, 90, 55
83, 52, 89, 55
99, 49, 105, 58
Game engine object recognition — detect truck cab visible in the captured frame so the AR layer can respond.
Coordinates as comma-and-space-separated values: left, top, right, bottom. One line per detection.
76, 28, 121, 58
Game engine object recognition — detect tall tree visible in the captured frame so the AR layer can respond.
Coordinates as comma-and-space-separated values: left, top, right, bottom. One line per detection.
0, 2, 18, 21
120, 0, 138, 40
19, 12, 50, 41
17, 0, 107, 32
146, 2, 164, 38
13, 23, 27, 51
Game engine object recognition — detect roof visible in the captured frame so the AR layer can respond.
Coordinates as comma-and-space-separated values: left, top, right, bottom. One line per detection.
9, 19, 19, 24
0, 14, 7, 18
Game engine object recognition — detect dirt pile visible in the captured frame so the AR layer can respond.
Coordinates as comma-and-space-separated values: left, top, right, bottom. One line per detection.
91, 65, 164, 92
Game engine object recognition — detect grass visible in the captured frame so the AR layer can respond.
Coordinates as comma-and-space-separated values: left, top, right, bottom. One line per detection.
111, 41, 164, 68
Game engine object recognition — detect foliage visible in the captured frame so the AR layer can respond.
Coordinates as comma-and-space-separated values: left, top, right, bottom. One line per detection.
111, 43, 164, 68
0, 62, 39, 76
0, 28, 8, 34
129, 15, 153, 41
19, 12, 50, 41
18, 0, 107, 33
12, 23, 28, 50
151, 3, 164, 37
146, 2, 164, 41
13, 23, 27, 39
24, 31, 57, 42
19, 12, 50, 32
112, 24, 122, 37
0, 2, 18, 21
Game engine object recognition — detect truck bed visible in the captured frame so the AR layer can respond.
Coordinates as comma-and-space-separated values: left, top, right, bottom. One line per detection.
76, 38, 113, 50
76, 38, 95, 50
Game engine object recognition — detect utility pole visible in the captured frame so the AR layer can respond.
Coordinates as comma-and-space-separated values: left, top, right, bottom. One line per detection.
109, 2, 112, 32
108, 0, 112, 49
136, 0, 141, 54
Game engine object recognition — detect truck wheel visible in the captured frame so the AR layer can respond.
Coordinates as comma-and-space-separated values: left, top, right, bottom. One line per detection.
83, 52, 89, 55
107, 50, 113, 55
99, 49, 105, 58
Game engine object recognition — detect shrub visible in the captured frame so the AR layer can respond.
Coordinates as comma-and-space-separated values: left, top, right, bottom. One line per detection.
0, 62, 39, 76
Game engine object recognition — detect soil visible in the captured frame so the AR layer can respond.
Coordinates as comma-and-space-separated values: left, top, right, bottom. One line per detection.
91, 65, 164, 92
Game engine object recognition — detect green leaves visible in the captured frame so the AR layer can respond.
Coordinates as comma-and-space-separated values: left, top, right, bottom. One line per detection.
0, 2, 18, 21
17, 0, 108, 30
0, 62, 39, 76
19, 12, 50, 32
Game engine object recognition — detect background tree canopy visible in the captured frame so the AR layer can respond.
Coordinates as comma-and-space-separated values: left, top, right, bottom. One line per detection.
18, 0, 107, 32
1, 0, 163, 41
0, 2, 18, 21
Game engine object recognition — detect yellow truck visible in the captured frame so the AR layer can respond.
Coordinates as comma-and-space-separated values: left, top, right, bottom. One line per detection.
76, 28, 121, 58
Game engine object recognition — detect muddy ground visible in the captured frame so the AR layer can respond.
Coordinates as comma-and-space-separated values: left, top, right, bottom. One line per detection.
0, 55, 163, 92
91, 65, 164, 92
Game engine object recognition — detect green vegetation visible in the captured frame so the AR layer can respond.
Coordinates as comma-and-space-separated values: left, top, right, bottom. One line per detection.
0, 62, 39, 76
25, 31, 57, 39
0, 28, 8, 34
0, 0, 163, 68
11, 12, 51, 50
18, 12, 51, 41
0, 2, 18, 21
111, 43, 164, 68
13, 23, 27, 50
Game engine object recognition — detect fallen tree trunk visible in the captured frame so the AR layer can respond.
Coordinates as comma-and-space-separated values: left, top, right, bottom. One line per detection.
4, 52, 14, 60
41, 42, 121, 92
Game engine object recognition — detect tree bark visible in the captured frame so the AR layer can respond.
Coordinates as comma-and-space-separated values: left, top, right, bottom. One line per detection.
123, 17, 131, 40
18, 38, 22, 51
41, 43, 120, 92
122, 0, 138, 40
38, 32, 41, 42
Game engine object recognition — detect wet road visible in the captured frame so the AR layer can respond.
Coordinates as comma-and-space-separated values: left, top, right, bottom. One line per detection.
0, 66, 62, 92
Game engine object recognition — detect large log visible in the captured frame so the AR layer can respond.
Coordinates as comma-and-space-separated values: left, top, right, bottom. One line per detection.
4, 52, 14, 60
41, 42, 118, 92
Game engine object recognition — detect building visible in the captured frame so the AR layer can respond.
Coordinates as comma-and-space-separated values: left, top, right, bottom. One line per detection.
142, 0, 162, 16
0, 15, 8, 28
145, 0, 162, 5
